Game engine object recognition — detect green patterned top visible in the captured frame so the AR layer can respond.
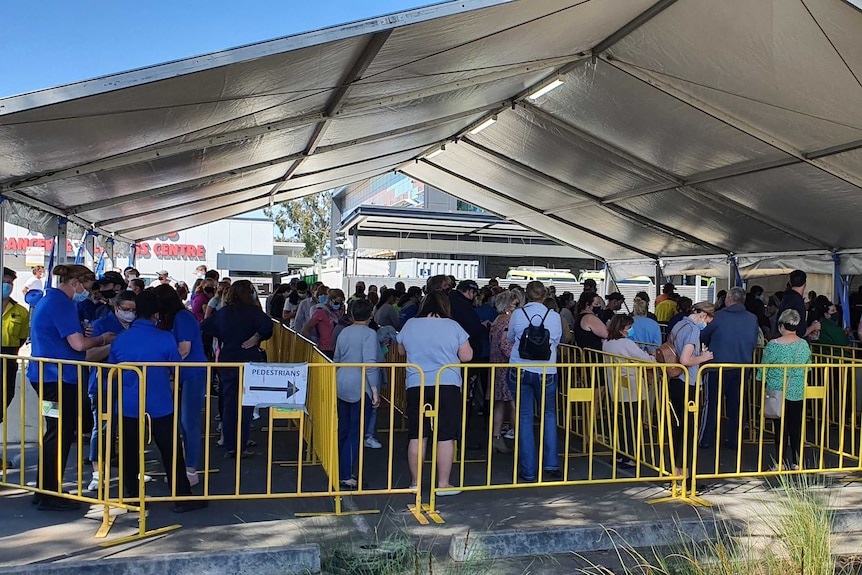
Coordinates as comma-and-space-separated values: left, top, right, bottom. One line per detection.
756, 338, 811, 401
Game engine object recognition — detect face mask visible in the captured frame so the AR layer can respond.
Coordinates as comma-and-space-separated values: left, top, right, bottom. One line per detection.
592, 305, 602, 314
298, 292, 307, 299
73, 289, 90, 303
100, 290, 116, 300
197, 273, 205, 279
2, 283, 12, 299
697, 321, 707, 331
116, 310, 136, 324
204, 287, 215, 295
318, 294, 329, 305
331, 303, 342, 311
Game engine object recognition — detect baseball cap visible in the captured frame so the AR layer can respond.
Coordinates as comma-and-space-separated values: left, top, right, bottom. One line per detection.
457, 279, 480, 292
607, 292, 625, 301
157, 270, 169, 276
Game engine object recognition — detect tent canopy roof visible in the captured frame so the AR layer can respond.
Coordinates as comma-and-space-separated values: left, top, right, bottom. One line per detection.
2, 0, 862, 263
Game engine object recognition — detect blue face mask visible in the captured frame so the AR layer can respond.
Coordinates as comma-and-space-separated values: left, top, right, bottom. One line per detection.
698, 321, 707, 331
73, 289, 90, 303
318, 294, 329, 305
331, 303, 341, 311
2, 283, 12, 299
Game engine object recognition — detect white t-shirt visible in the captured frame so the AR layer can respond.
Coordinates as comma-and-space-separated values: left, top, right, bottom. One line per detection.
397, 317, 468, 388
24, 275, 43, 292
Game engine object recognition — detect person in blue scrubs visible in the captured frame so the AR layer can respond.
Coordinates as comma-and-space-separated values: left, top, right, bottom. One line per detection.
86, 290, 136, 492
27, 264, 114, 511
201, 280, 273, 459
109, 290, 206, 513
153, 284, 209, 486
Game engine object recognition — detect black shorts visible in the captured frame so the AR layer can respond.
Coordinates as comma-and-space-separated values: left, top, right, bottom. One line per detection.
406, 385, 462, 442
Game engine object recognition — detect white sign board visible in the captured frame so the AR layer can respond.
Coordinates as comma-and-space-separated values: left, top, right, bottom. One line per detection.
25, 246, 45, 267
242, 362, 308, 410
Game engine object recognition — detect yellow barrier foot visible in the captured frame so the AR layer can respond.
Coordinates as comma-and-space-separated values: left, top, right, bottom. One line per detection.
94, 514, 117, 539
421, 503, 445, 524
407, 504, 429, 525
99, 524, 182, 548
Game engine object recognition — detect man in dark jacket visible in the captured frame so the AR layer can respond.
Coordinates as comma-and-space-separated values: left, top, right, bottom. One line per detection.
779, 270, 817, 338
699, 286, 759, 450
449, 280, 484, 359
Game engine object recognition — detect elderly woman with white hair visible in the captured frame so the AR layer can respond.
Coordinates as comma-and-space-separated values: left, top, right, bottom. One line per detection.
488, 289, 525, 453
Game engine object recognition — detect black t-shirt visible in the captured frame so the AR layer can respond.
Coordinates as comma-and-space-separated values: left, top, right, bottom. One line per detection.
778, 289, 807, 338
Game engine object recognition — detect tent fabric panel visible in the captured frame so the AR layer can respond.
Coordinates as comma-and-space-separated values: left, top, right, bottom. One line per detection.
548, 203, 710, 258
609, 0, 862, 152
813, 148, 862, 185
468, 105, 666, 198
349, 0, 655, 103
427, 145, 582, 212
78, 165, 290, 222
286, 148, 425, 191
27, 127, 314, 210
0, 38, 361, 180
611, 187, 819, 254
535, 60, 792, 178
802, 0, 862, 89
696, 163, 862, 250
3, 200, 57, 237
106, 184, 277, 234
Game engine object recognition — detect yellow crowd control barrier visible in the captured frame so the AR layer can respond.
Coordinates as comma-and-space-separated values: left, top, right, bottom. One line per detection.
421, 361, 689, 515
682, 362, 862, 505
0, 354, 166, 546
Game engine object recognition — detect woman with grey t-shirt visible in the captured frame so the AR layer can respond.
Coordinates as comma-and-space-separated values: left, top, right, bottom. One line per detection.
397, 290, 472, 496
668, 302, 714, 479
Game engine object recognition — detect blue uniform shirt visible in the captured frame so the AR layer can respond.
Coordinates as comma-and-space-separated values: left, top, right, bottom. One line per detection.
27, 288, 85, 385
88, 312, 127, 396
171, 309, 208, 381
109, 319, 182, 418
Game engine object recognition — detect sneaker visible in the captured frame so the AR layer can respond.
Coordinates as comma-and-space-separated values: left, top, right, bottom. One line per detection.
138, 473, 153, 483
436, 488, 461, 497
503, 428, 515, 440
616, 457, 637, 469
340, 478, 358, 490
543, 468, 563, 480
87, 473, 100, 492
364, 437, 383, 449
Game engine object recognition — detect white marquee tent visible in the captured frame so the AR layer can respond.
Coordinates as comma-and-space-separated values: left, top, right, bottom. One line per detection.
1, 0, 861, 280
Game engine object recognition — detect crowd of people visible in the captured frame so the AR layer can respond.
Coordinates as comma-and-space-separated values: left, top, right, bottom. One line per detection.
3, 262, 270, 512
1, 261, 852, 509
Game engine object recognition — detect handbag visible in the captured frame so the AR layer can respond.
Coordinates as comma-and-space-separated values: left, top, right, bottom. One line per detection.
764, 388, 783, 419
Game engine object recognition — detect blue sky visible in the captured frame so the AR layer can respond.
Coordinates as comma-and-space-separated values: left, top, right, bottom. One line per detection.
0, 0, 430, 98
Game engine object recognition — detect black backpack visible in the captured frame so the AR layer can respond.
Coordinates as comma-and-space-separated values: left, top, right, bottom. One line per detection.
518, 307, 552, 361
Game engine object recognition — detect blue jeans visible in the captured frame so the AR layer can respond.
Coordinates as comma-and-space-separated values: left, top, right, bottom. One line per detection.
337, 396, 372, 481
180, 373, 207, 469
699, 370, 742, 447
509, 369, 559, 479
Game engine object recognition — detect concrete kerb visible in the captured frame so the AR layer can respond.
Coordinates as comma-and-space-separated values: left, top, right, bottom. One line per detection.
448, 519, 747, 562
0, 544, 321, 575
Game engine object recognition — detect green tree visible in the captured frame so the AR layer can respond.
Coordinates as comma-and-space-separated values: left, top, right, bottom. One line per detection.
265, 191, 332, 262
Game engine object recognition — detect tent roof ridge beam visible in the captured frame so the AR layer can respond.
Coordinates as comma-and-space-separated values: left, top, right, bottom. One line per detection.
68, 102, 502, 215
602, 55, 862, 190
591, 0, 678, 55
461, 138, 728, 253
401, 168, 604, 261
417, 159, 655, 259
